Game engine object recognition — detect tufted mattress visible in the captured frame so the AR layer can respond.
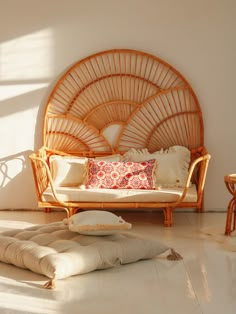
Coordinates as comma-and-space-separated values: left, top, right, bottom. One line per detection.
0, 221, 171, 289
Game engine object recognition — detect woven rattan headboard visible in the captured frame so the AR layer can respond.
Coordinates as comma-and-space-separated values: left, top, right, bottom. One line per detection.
43, 49, 204, 155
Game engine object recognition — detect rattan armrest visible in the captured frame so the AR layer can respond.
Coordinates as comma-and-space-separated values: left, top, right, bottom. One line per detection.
169, 153, 211, 207
29, 151, 70, 208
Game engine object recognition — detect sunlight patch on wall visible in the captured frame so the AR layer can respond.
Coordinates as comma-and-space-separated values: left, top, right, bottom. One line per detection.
0, 28, 53, 81
0, 83, 49, 102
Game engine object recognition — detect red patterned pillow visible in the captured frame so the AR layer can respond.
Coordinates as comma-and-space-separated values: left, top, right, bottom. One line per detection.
85, 159, 157, 190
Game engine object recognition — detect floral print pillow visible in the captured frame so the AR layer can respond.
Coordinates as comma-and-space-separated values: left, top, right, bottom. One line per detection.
85, 159, 157, 190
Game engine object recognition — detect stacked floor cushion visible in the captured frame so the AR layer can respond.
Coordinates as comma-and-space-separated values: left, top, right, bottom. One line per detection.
0, 221, 170, 288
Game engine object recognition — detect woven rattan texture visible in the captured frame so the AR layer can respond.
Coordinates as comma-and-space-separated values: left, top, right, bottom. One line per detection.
43, 49, 203, 155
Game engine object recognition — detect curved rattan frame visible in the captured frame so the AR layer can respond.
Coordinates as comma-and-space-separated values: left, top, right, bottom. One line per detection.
29, 49, 210, 227
43, 49, 204, 154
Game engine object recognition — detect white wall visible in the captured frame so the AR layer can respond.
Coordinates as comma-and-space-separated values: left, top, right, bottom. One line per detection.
0, 0, 235, 210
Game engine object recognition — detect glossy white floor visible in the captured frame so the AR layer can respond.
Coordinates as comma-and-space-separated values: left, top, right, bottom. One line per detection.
0, 210, 235, 314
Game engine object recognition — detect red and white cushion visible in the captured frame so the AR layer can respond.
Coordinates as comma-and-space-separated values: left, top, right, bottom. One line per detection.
85, 159, 157, 190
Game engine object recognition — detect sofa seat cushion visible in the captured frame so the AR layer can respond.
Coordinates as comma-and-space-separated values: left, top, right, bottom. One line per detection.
42, 185, 197, 203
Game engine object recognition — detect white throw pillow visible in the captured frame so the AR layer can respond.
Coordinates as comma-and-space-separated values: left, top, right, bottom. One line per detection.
123, 146, 191, 188
49, 155, 88, 187
64, 210, 132, 235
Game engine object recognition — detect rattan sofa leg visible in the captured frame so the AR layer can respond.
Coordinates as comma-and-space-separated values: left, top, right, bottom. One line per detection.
225, 197, 236, 235
196, 206, 203, 213
73, 208, 83, 215
163, 207, 172, 227
66, 207, 75, 218
196, 197, 204, 213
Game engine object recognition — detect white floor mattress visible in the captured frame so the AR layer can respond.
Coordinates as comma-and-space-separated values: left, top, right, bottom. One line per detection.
0, 221, 170, 288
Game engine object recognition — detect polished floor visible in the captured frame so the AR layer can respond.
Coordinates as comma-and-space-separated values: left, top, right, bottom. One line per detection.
0, 210, 235, 314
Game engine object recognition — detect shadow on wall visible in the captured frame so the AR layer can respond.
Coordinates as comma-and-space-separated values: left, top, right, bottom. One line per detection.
0, 150, 38, 209
0, 83, 55, 151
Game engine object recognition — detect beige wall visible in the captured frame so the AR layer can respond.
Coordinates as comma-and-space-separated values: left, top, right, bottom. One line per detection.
0, 0, 235, 210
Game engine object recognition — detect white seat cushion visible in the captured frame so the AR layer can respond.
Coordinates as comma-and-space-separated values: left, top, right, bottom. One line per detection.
42, 184, 198, 203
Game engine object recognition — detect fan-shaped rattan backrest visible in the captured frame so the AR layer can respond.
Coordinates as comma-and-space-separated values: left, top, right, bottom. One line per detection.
43, 49, 204, 155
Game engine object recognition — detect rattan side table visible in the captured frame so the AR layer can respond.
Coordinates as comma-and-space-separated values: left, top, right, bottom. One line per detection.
224, 174, 236, 235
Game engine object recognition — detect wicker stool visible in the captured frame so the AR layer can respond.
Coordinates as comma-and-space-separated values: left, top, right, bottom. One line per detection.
224, 174, 236, 235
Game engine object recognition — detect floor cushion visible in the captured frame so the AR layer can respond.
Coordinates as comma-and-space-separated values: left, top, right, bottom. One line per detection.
0, 221, 176, 289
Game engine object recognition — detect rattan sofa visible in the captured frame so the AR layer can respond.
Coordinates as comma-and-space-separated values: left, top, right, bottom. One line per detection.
29, 49, 211, 227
